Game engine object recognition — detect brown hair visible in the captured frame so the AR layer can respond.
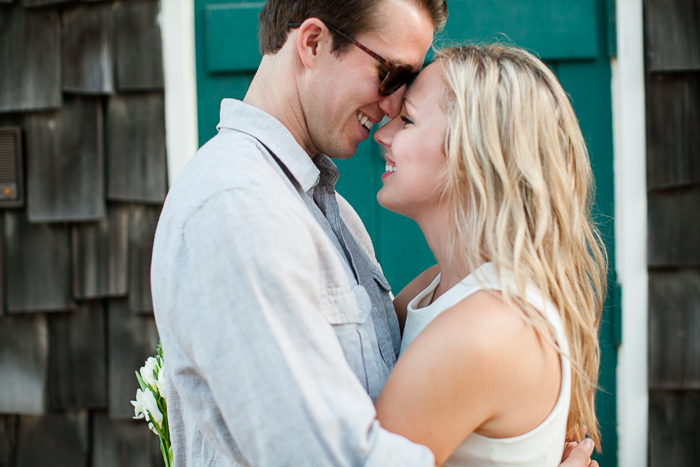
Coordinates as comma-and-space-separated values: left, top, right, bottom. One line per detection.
258, 0, 448, 55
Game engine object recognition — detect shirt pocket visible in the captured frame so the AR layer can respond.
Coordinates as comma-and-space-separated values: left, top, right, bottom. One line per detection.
323, 284, 370, 325
322, 284, 372, 392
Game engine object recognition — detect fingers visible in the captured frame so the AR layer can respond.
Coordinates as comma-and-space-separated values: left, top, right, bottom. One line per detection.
560, 438, 595, 467
561, 441, 578, 462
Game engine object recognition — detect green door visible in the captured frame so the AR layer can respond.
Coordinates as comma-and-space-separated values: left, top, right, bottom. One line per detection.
195, 1, 617, 465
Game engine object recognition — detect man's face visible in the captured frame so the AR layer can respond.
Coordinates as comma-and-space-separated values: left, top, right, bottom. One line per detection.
303, 0, 434, 160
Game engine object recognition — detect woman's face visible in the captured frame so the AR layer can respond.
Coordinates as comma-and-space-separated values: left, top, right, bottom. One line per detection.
374, 61, 449, 220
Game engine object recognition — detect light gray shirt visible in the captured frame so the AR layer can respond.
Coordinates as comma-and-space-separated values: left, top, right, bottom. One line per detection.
151, 99, 435, 466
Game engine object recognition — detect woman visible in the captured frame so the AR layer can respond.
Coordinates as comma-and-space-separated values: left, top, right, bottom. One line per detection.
373, 45, 606, 466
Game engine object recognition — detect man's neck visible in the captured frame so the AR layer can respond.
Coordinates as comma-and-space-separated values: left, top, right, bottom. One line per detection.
243, 53, 317, 158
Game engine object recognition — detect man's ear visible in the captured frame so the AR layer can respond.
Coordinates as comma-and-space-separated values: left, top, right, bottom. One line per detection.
296, 18, 329, 70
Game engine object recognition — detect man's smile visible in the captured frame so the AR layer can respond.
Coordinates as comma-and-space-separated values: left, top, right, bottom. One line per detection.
356, 110, 376, 133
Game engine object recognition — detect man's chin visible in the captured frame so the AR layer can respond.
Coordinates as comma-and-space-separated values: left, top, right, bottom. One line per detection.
324, 143, 359, 160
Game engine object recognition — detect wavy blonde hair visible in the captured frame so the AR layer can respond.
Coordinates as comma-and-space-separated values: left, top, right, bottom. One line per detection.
436, 45, 607, 447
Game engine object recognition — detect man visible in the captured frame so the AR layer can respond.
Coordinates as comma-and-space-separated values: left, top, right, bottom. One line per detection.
151, 0, 598, 465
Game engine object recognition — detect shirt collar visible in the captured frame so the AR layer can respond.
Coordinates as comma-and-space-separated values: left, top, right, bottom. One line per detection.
217, 99, 321, 192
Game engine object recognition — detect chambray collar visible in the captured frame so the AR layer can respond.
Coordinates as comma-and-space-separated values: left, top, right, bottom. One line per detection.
217, 99, 321, 192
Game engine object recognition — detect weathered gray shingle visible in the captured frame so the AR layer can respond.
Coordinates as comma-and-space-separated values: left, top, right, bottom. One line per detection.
107, 94, 167, 204
645, 0, 700, 71
93, 413, 163, 467
649, 270, 700, 389
72, 204, 129, 299
129, 205, 161, 313
62, 3, 114, 94
647, 72, 700, 189
15, 412, 88, 467
114, 0, 164, 90
648, 188, 700, 267
0, 415, 17, 466
25, 95, 105, 223
0, 314, 48, 415
649, 390, 700, 467
108, 299, 159, 419
4, 211, 73, 313
48, 302, 108, 410
0, 5, 61, 112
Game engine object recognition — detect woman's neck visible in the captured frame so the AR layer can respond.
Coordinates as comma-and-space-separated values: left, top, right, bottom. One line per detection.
414, 204, 472, 301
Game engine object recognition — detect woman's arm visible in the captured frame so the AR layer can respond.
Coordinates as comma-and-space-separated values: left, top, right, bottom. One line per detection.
392, 264, 440, 334
376, 290, 561, 465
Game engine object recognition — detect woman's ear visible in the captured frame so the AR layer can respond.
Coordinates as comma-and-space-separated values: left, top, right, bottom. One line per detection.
296, 18, 329, 70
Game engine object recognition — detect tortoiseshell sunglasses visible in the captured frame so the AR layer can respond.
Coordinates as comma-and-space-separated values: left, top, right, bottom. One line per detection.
289, 21, 418, 96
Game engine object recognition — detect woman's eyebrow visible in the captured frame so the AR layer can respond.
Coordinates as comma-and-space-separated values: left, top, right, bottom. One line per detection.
403, 97, 417, 112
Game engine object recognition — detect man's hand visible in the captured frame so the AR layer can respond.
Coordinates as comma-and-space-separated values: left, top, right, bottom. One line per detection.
560, 438, 598, 467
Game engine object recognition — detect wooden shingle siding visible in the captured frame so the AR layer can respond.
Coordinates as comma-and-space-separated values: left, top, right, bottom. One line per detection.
4, 211, 72, 313
0, 5, 61, 113
644, 0, 700, 72
1, 0, 168, 459
107, 299, 159, 419
72, 204, 129, 299
25, 96, 105, 223
649, 390, 700, 467
128, 205, 161, 313
648, 269, 700, 389
48, 302, 107, 410
0, 315, 48, 415
62, 4, 114, 95
107, 94, 167, 204
93, 413, 163, 467
15, 412, 88, 467
0, 415, 17, 467
646, 72, 700, 189
114, 0, 163, 91
647, 188, 700, 267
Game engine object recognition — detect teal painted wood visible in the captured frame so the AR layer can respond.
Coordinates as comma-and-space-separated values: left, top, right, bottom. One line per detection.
195, 0, 259, 145
195, 1, 618, 465
206, 3, 264, 73
434, 0, 598, 60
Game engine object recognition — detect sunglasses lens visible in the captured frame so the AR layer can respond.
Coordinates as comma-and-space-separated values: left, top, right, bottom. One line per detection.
380, 67, 417, 96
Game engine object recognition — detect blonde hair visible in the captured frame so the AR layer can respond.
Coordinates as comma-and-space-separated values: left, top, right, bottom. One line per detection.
437, 45, 607, 447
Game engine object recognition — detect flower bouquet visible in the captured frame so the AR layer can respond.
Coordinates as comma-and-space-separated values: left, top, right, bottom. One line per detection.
132, 343, 172, 467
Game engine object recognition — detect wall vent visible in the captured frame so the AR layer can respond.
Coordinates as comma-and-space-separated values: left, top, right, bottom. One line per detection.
0, 127, 24, 208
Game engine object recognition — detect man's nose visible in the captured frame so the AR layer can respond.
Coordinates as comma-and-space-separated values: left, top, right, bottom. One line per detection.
377, 86, 406, 119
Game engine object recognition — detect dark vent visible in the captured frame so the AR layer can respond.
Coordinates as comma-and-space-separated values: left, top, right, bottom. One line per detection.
0, 127, 24, 207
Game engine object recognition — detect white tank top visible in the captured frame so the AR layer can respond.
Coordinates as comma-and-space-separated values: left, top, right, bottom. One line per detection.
401, 262, 571, 467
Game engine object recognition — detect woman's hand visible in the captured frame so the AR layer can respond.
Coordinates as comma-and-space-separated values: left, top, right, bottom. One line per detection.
560, 439, 598, 467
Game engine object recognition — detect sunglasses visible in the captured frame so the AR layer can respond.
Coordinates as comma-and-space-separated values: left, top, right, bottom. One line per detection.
289, 21, 418, 96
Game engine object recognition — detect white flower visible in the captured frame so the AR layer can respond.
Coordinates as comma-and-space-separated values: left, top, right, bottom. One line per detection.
131, 388, 163, 430
156, 363, 167, 400
140, 357, 159, 388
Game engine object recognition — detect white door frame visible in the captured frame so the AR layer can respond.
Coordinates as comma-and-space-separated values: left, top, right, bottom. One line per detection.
612, 1, 648, 466
161, 0, 199, 186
